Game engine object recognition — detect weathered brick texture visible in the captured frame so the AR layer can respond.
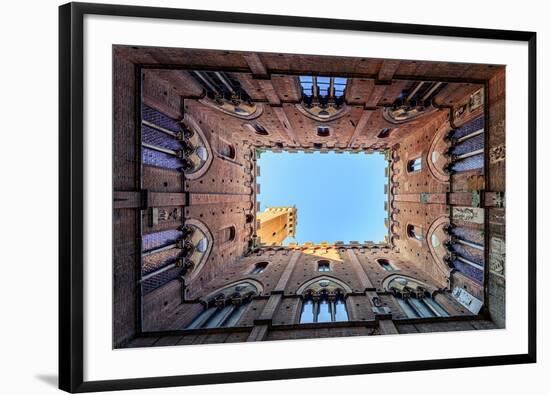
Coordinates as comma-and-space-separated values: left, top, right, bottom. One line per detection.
112, 47, 506, 347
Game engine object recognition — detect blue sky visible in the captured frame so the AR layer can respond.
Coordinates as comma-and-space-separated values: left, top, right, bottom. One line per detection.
257, 151, 388, 245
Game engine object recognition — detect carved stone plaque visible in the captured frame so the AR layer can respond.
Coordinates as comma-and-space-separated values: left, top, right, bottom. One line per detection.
490, 143, 506, 164
149, 207, 182, 226
452, 287, 483, 314
468, 88, 484, 111
489, 236, 505, 277
452, 206, 484, 224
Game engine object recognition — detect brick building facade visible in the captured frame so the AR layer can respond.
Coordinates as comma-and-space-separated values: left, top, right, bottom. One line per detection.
113, 46, 505, 348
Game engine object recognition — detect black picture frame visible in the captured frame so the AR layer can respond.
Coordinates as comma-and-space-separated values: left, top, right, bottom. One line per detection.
59, 2, 537, 392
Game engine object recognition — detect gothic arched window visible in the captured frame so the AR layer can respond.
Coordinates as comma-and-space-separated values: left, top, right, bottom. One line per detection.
297, 76, 348, 121
386, 276, 449, 318
252, 123, 269, 135
219, 139, 236, 160
316, 126, 330, 137
299, 292, 348, 323
186, 281, 261, 329
377, 258, 394, 271
251, 262, 268, 274
407, 224, 424, 241
193, 70, 263, 119
298, 278, 349, 324
141, 221, 212, 295
381, 81, 443, 124
444, 116, 485, 174
187, 301, 251, 329
377, 128, 392, 138
407, 157, 422, 172
317, 260, 331, 272
219, 226, 236, 243
141, 106, 212, 178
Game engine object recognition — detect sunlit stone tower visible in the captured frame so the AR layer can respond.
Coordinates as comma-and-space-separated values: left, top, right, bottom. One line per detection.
256, 206, 297, 246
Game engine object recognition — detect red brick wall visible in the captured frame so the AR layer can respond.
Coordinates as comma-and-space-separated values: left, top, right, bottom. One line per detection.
113, 47, 505, 346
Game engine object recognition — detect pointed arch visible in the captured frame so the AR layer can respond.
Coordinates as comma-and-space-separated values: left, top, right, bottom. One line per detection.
182, 113, 214, 180
198, 97, 264, 120
296, 275, 353, 295
381, 274, 437, 295
187, 278, 263, 330
382, 274, 449, 318
297, 276, 351, 324
202, 278, 264, 302
426, 215, 453, 287
426, 121, 451, 183
184, 218, 214, 283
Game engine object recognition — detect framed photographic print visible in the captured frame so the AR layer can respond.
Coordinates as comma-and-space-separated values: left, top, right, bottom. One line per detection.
59, 2, 537, 392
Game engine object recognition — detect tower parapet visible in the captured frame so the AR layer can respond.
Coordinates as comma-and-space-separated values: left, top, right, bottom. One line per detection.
256, 206, 297, 246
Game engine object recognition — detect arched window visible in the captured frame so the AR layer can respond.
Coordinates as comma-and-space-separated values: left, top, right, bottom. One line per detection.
186, 281, 261, 329
334, 297, 349, 321
300, 299, 315, 324
141, 221, 212, 295
297, 76, 348, 121
407, 157, 422, 172
377, 258, 394, 271
219, 140, 236, 160
299, 76, 347, 100
386, 276, 449, 318
192, 71, 262, 119
141, 106, 212, 177
227, 226, 236, 242
195, 237, 208, 253
195, 146, 208, 161
252, 123, 269, 135
298, 278, 349, 324
300, 292, 348, 323
251, 262, 268, 274
316, 126, 330, 137
219, 226, 236, 243
299, 75, 314, 97
407, 224, 424, 241
317, 260, 331, 272
187, 300, 251, 329
377, 128, 392, 138
395, 294, 448, 318
444, 116, 485, 174
316, 77, 330, 96
381, 82, 442, 124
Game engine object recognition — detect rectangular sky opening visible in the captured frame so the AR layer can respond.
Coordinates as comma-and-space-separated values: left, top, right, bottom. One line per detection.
257, 151, 389, 245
